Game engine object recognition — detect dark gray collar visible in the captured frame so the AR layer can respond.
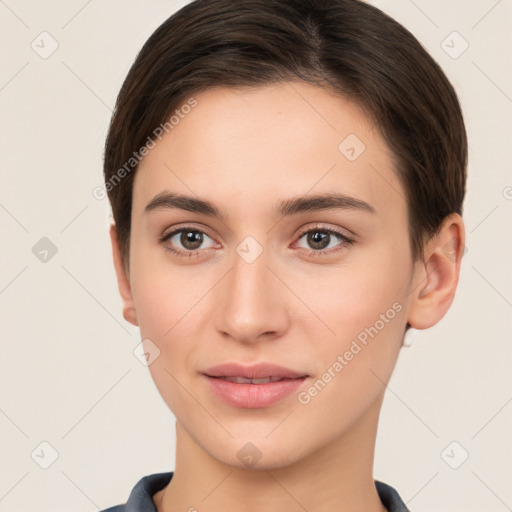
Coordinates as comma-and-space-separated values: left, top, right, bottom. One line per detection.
100, 472, 410, 512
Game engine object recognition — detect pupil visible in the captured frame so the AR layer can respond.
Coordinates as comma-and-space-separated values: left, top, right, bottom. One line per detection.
182, 231, 202, 249
309, 231, 329, 249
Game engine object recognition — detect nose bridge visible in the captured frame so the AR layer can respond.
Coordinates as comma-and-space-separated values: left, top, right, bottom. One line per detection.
214, 237, 287, 342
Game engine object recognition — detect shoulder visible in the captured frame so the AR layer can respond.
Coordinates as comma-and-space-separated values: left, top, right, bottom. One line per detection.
375, 480, 411, 512
98, 471, 174, 512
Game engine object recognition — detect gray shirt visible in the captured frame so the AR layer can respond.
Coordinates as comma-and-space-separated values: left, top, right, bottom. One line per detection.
100, 472, 410, 511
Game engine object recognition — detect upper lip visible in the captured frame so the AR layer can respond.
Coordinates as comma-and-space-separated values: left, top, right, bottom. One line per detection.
202, 362, 308, 380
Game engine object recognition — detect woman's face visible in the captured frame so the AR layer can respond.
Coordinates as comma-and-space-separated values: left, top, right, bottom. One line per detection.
123, 82, 417, 469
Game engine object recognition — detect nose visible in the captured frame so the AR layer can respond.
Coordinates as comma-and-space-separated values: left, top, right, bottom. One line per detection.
214, 242, 290, 344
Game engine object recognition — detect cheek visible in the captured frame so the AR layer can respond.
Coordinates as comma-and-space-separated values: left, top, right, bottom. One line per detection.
297, 290, 405, 433
129, 243, 200, 339
300, 251, 408, 390
131, 277, 171, 342
130, 259, 200, 413
129, 250, 212, 375
305, 256, 407, 345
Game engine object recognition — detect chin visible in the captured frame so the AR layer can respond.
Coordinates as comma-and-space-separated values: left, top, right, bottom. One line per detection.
201, 432, 310, 471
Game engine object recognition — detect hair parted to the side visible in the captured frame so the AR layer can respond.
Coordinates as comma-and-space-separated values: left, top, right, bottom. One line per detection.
103, 0, 467, 273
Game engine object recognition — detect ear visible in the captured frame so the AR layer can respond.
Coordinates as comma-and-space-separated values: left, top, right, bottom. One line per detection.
109, 223, 138, 326
407, 213, 465, 330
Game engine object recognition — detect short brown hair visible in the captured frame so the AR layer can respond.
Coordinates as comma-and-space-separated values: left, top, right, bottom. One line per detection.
103, 0, 467, 272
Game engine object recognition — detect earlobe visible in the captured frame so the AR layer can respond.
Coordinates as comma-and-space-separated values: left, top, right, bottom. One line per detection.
407, 213, 465, 330
109, 224, 139, 327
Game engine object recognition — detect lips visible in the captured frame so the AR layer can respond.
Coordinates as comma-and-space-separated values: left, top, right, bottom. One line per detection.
223, 376, 285, 384
202, 362, 308, 380
202, 362, 310, 408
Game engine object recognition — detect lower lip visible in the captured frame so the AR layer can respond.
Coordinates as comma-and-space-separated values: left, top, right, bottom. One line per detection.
204, 375, 308, 409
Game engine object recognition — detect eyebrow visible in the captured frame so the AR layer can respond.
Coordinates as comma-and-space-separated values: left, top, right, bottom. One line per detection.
144, 191, 376, 219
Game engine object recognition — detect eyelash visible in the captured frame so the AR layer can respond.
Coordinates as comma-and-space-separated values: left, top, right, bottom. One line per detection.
159, 225, 354, 259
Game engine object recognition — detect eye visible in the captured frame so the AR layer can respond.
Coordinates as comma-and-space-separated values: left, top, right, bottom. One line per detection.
159, 227, 217, 257
159, 224, 354, 259
294, 225, 354, 256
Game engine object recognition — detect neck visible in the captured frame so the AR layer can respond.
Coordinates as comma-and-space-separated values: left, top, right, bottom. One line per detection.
155, 396, 387, 512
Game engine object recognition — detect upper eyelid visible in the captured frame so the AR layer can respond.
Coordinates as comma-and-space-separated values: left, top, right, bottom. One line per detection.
162, 223, 215, 239
295, 223, 353, 238
162, 222, 351, 237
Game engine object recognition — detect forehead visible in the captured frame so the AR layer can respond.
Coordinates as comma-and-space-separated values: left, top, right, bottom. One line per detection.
133, 82, 405, 225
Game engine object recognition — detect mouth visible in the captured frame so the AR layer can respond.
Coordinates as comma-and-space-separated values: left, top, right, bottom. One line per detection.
216, 376, 299, 384
202, 362, 310, 408
202, 362, 309, 380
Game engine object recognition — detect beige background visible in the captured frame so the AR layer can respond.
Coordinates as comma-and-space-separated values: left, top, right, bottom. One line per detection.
1, 0, 511, 510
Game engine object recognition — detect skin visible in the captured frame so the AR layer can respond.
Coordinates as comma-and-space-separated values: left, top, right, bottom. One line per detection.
109, 81, 465, 512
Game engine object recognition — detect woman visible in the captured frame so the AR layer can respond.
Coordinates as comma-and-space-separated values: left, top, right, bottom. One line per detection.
101, 0, 467, 510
